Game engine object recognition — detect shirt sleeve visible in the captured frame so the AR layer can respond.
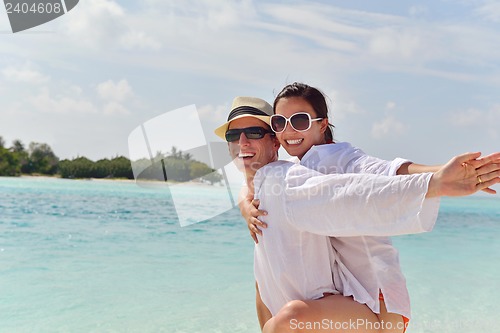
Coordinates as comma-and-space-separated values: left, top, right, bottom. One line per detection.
301, 143, 411, 176
330, 143, 411, 176
282, 164, 440, 237
345, 154, 411, 176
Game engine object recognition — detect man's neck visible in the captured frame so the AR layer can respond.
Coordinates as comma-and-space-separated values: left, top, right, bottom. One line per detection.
245, 173, 255, 194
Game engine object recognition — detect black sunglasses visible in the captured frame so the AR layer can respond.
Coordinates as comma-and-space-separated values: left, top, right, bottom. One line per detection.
225, 126, 275, 142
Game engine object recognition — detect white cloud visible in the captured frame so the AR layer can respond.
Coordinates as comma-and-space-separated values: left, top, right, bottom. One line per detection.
103, 102, 130, 116
409, 5, 428, 17
119, 31, 162, 50
204, 0, 256, 30
451, 108, 483, 126
61, 0, 252, 51
475, 1, 500, 22
96, 79, 135, 115
371, 115, 406, 139
256, 3, 498, 81
197, 103, 230, 138
2, 0, 499, 87
146, 0, 257, 30
258, 2, 431, 65
386, 101, 397, 110
259, 4, 370, 52
451, 105, 500, 137
2, 64, 50, 84
261, 3, 403, 34
63, 0, 125, 47
30, 87, 98, 114
26, 0, 490, 87
326, 90, 362, 121
69, 85, 83, 96
197, 103, 228, 122
62, 0, 158, 50
440, 24, 500, 65
97, 79, 133, 102
368, 27, 427, 60
449, 104, 500, 145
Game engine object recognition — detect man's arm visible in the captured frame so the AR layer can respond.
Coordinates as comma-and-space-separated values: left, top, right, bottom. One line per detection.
239, 186, 267, 243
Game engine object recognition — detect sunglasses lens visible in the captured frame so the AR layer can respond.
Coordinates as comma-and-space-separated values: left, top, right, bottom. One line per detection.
271, 116, 286, 132
225, 130, 241, 142
225, 127, 268, 142
245, 128, 264, 139
290, 113, 311, 131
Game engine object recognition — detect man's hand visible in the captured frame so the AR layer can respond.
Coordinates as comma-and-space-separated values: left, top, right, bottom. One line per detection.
239, 196, 268, 244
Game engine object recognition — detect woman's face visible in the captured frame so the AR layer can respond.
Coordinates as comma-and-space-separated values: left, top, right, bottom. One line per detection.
274, 97, 327, 160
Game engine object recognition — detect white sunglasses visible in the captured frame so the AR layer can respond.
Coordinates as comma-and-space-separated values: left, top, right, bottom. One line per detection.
270, 112, 323, 133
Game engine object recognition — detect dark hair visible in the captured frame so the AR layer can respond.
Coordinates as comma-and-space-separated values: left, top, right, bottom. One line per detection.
273, 82, 335, 143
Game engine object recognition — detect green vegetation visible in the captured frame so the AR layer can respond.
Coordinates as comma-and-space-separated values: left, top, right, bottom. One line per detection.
131, 147, 223, 184
0, 138, 58, 176
58, 156, 133, 179
0, 136, 222, 184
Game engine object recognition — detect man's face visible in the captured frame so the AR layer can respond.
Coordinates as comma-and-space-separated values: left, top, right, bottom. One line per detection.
227, 117, 280, 176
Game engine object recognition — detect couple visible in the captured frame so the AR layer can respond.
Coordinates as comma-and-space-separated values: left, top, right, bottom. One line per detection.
214, 84, 500, 333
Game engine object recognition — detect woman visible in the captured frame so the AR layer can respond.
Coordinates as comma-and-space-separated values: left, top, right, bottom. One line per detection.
240, 83, 498, 332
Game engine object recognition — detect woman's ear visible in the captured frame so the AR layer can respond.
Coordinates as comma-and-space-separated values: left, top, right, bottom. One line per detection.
273, 136, 281, 151
320, 118, 329, 134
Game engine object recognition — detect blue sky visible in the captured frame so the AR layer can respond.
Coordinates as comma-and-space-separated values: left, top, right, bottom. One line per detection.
1, 0, 499, 171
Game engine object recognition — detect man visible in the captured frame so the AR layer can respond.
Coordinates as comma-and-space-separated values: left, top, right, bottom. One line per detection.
215, 96, 500, 333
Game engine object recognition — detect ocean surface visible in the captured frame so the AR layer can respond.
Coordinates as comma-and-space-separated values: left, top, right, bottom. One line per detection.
0, 177, 498, 333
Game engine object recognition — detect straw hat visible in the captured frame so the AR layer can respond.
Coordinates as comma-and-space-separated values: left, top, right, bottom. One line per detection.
214, 96, 273, 140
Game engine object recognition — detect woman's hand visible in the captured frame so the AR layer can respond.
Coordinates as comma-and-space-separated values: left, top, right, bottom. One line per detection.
476, 152, 500, 194
427, 152, 500, 198
239, 196, 268, 244
401, 153, 499, 194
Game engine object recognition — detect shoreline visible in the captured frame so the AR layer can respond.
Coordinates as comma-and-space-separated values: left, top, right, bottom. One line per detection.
15, 174, 222, 187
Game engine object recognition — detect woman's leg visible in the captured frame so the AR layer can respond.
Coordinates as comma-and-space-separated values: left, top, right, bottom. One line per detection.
256, 281, 272, 331
378, 298, 406, 333
263, 294, 405, 333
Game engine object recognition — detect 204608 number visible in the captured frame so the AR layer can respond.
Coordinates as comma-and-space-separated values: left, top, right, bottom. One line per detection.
5, 2, 62, 14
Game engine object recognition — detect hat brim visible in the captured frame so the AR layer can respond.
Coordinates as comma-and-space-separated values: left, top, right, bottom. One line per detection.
214, 115, 271, 140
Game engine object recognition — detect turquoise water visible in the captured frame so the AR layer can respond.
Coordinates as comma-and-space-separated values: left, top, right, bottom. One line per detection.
1, 177, 499, 333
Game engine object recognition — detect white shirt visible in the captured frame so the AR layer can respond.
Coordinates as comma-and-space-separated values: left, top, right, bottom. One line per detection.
253, 160, 440, 316
301, 143, 415, 319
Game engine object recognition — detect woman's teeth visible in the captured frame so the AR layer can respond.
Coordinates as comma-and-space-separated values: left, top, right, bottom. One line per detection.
286, 139, 303, 145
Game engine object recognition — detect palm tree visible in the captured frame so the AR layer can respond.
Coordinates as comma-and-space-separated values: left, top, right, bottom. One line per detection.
169, 146, 181, 159
12, 139, 25, 153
